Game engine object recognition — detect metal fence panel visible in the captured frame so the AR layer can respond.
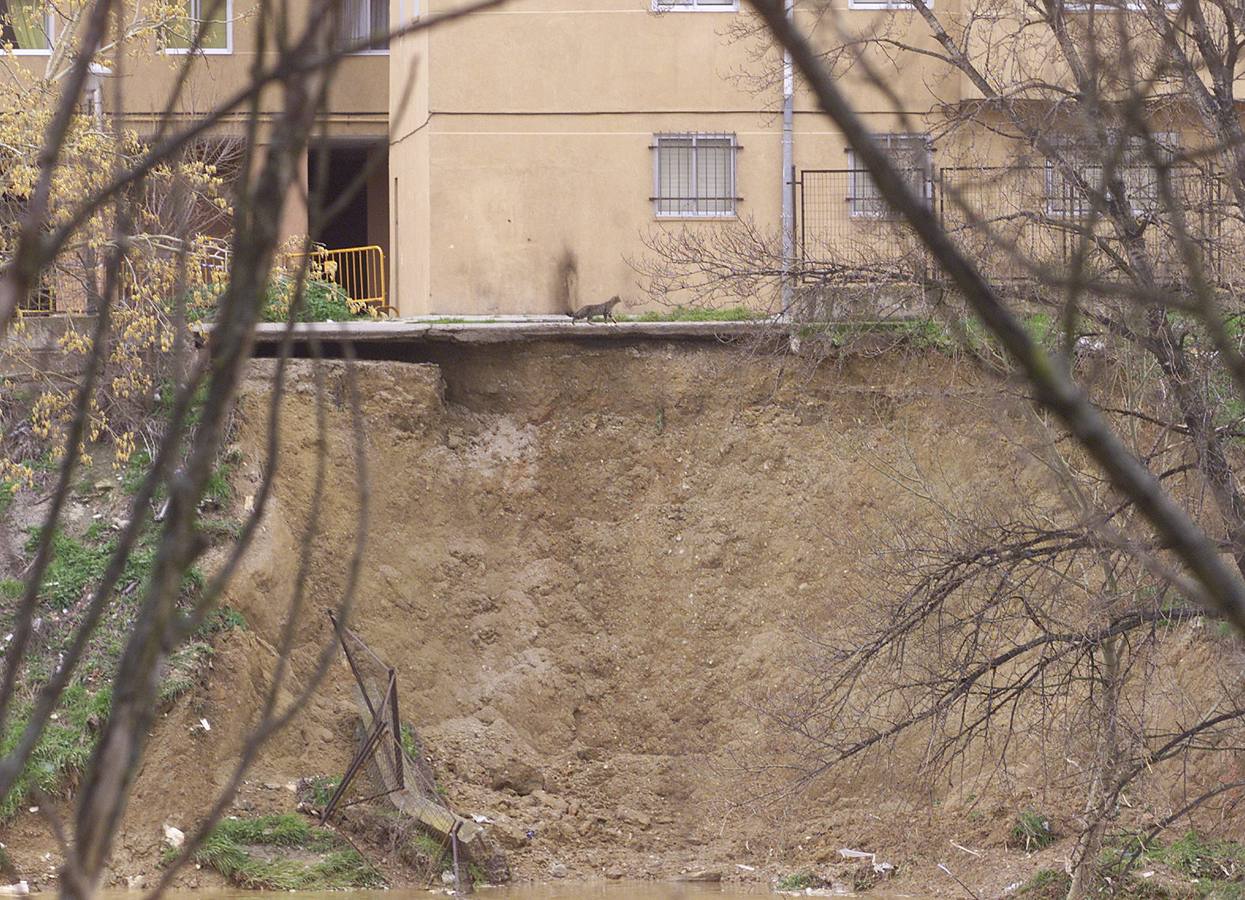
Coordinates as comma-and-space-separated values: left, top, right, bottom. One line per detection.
795, 163, 1233, 289
797, 168, 932, 282
937, 164, 1227, 286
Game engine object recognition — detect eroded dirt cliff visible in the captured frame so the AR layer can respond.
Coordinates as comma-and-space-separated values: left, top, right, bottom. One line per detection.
3, 339, 1085, 893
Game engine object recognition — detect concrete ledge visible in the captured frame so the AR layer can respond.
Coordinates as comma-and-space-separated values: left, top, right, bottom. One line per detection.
248, 318, 779, 346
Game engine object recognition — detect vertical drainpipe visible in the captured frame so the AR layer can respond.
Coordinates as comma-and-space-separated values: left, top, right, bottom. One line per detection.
779, 0, 795, 316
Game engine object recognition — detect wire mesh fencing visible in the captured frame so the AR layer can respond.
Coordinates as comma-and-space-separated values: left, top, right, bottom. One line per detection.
796, 164, 1238, 290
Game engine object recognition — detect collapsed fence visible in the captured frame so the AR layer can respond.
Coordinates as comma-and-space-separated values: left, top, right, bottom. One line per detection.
321, 611, 508, 892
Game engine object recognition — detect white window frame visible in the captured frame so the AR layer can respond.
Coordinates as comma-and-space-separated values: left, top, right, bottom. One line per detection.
1044, 132, 1179, 219
342, 0, 390, 55
652, 0, 739, 12
652, 132, 740, 219
848, 0, 931, 11
3, 4, 54, 55
164, 0, 233, 55
847, 134, 932, 218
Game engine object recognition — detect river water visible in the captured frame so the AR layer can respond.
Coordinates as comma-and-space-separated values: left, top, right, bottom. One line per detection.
148, 886, 773, 900
139, 887, 773, 899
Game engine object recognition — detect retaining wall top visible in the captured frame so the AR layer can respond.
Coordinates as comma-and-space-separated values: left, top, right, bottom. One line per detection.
244, 317, 775, 347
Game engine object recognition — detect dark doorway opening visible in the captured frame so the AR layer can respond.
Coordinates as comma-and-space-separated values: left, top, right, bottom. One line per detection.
308, 142, 388, 250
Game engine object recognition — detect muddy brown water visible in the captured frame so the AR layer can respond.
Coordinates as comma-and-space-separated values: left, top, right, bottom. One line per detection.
96, 886, 921, 899
178, 889, 764, 898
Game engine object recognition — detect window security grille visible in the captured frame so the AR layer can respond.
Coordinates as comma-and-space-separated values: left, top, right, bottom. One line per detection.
653, 133, 739, 218
1045, 133, 1179, 218
846, 134, 933, 218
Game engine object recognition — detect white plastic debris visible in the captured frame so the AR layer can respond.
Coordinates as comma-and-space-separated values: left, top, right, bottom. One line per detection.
839, 848, 894, 876
199, 718, 211, 732
163, 824, 185, 849
471, 814, 493, 824
0, 881, 30, 895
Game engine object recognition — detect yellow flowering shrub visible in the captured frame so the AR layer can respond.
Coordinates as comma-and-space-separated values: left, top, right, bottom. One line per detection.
0, 0, 237, 483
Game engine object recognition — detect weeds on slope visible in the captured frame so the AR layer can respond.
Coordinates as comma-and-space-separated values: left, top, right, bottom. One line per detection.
0, 445, 246, 821
1018, 832, 1245, 899
184, 814, 383, 890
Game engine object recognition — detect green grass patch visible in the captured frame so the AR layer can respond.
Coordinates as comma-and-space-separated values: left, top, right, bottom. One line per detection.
0, 481, 16, 517
212, 814, 319, 846
1012, 810, 1056, 852
183, 277, 368, 326
25, 529, 110, 608
302, 775, 341, 809
412, 832, 451, 872
121, 448, 154, 495
776, 871, 816, 891
897, 318, 956, 351
82, 520, 112, 543
0, 683, 112, 821
400, 722, 421, 760
628, 304, 761, 322
189, 814, 383, 890
1150, 832, 1245, 882
1017, 868, 1069, 898
197, 606, 246, 635
199, 517, 244, 541
0, 578, 21, 600
159, 640, 214, 703
21, 523, 180, 610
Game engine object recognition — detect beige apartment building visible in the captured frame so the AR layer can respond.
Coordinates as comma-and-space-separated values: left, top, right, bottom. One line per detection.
5, 0, 1221, 315
385, 0, 953, 314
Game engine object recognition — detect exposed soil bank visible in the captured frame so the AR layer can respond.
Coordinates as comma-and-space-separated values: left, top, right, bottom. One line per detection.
0, 340, 1114, 893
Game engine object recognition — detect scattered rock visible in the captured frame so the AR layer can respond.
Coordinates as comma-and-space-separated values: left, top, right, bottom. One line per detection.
675, 870, 721, 883
619, 807, 652, 830
162, 823, 185, 849
488, 760, 544, 796
125, 875, 146, 891
492, 824, 528, 851
549, 862, 568, 879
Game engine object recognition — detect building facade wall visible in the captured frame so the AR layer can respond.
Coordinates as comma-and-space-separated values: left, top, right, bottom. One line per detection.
386, 0, 965, 315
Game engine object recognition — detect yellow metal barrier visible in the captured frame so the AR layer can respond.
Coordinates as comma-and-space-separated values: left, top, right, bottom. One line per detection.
290, 244, 391, 316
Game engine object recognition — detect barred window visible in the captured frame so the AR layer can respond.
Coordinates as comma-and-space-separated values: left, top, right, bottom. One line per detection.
653, 133, 739, 218
847, 134, 932, 218
1046, 133, 1179, 218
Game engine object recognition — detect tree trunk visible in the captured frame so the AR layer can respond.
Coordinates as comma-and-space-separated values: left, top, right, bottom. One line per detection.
1067, 639, 1122, 900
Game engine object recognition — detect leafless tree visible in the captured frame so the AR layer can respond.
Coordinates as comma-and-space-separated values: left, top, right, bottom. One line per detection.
0, 0, 501, 897
718, 0, 1245, 892
762, 396, 1245, 894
